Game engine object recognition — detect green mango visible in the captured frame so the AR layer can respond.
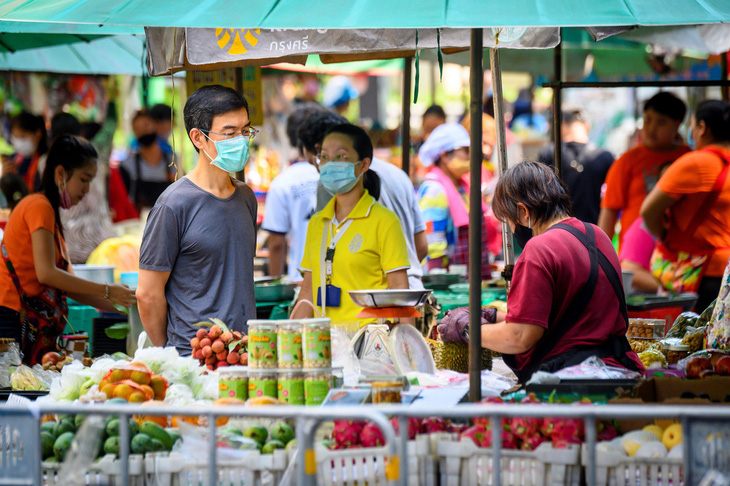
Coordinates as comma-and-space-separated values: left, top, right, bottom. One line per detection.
53, 419, 75, 438
130, 433, 152, 454
106, 419, 120, 438
41, 421, 57, 438
261, 440, 285, 454
41, 432, 55, 459
53, 432, 75, 462
103, 436, 120, 456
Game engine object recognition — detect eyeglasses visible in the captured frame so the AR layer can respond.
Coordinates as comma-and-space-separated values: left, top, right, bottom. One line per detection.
315, 153, 359, 166
201, 127, 259, 141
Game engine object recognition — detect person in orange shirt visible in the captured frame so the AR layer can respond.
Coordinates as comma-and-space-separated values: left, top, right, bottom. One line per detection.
598, 92, 690, 249
642, 100, 730, 311
0, 135, 135, 364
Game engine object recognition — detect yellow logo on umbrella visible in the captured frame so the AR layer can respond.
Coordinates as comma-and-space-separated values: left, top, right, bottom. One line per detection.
215, 28, 261, 55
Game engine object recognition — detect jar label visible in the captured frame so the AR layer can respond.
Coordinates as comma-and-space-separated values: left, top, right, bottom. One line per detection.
278, 378, 305, 405
304, 378, 331, 405
248, 378, 277, 399
249, 330, 277, 367
219, 378, 248, 399
277, 333, 303, 367
303, 328, 332, 367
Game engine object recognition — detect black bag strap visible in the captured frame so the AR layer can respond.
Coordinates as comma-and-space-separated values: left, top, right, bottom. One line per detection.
553, 222, 629, 327
525, 222, 600, 369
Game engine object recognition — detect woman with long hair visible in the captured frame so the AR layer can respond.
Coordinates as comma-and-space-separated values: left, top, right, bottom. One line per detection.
0, 135, 135, 364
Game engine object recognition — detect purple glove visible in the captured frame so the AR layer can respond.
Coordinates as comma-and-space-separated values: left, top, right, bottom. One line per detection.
438, 307, 497, 345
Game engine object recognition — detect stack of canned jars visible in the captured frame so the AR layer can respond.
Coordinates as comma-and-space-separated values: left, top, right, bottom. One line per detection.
219, 319, 337, 405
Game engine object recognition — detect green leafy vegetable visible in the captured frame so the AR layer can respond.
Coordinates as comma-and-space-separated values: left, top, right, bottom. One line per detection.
105, 322, 130, 340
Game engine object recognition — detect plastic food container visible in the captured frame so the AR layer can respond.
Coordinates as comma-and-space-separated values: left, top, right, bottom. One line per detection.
277, 369, 305, 405
370, 381, 403, 404
627, 318, 665, 339
302, 319, 332, 368
218, 366, 248, 399
247, 369, 277, 399
248, 320, 277, 368
277, 320, 303, 368
667, 344, 690, 365
303, 368, 332, 405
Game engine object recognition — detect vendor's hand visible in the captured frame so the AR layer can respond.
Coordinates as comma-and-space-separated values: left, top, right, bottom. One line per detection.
108, 283, 136, 307
438, 306, 498, 345
2, 156, 16, 175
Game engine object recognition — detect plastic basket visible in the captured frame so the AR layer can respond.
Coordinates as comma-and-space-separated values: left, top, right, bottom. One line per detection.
437, 439, 581, 486
143, 449, 288, 486
581, 444, 683, 486
0, 410, 39, 485
315, 434, 441, 486
42, 454, 145, 486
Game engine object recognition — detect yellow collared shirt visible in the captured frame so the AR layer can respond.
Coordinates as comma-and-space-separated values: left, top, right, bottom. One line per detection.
299, 190, 411, 324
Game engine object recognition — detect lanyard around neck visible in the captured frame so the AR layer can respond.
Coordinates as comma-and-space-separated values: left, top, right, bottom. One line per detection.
319, 218, 354, 317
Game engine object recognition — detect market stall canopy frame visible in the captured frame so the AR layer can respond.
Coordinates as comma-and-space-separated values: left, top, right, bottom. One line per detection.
0, 0, 728, 28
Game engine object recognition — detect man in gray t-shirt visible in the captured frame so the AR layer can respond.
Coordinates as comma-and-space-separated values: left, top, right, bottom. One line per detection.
136, 85, 258, 356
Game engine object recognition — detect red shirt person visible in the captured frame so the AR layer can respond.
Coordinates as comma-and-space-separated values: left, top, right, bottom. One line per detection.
438, 161, 643, 383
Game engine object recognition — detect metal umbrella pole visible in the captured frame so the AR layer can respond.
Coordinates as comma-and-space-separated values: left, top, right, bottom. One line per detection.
401, 56, 412, 175
489, 48, 515, 290
468, 28, 483, 402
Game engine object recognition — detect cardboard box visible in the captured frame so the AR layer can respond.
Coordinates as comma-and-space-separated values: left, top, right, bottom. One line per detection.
608, 376, 730, 432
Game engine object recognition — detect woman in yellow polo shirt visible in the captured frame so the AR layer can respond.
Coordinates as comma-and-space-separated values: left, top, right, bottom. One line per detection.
293, 124, 410, 323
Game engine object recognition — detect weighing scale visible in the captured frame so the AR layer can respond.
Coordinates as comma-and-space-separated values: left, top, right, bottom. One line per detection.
348, 290, 437, 375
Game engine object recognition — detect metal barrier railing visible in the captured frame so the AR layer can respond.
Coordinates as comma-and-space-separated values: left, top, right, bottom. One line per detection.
3, 401, 730, 485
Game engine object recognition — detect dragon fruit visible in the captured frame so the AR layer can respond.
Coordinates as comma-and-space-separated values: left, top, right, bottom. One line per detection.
546, 418, 584, 448
459, 425, 488, 447
448, 422, 469, 434
390, 417, 422, 440
509, 417, 541, 440
420, 417, 449, 434
597, 421, 618, 442
520, 433, 548, 451
332, 420, 365, 449
474, 396, 505, 428
481, 423, 520, 449
360, 422, 385, 448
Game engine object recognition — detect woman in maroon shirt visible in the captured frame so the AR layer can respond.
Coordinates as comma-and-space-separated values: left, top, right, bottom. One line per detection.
438, 161, 643, 383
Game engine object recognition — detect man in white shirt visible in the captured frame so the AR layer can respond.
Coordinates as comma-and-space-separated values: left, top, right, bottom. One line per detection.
299, 111, 428, 289
262, 103, 324, 281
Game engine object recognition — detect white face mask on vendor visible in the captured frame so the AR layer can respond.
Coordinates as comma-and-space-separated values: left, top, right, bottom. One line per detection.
11, 137, 36, 158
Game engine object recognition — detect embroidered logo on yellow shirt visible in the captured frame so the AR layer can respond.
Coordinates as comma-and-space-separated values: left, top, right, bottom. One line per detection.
349, 234, 363, 253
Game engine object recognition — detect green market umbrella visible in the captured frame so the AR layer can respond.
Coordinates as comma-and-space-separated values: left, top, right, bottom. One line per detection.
0, 0, 727, 29
0, 35, 146, 75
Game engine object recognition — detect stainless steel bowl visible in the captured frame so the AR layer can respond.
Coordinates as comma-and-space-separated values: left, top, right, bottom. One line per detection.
72, 264, 116, 284
348, 289, 432, 308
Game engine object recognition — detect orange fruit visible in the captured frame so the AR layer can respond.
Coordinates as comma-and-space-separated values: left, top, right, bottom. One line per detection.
101, 383, 116, 399
139, 385, 155, 399
108, 369, 125, 383
113, 384, 133, 400
98, 379, 109, 391
130, 370, 151, 385
128, 391, 146, 403
149, 376, 168, 399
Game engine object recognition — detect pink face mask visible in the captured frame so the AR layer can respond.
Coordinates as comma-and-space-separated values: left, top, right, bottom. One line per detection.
58, 178, 72, 209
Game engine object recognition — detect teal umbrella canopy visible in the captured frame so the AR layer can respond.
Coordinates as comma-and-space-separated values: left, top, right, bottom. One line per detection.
0, 0, 728, 29
0, 31, 104, 53
0, 20, 143, 35
0, 35, 146, 74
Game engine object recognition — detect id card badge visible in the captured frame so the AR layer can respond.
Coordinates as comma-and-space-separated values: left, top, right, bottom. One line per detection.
317, 285, 342, 307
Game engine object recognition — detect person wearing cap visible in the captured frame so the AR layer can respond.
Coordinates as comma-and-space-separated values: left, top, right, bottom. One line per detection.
538, 106, 614, 225
417, 123, 490, 275
323, 76, 358, 116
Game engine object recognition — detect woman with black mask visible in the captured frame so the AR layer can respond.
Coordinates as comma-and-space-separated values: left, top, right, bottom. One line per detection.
437, 161, 643, 383
119, 110, 176, 212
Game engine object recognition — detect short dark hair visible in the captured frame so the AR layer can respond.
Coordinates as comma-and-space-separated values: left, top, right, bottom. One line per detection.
644, 92, 686, 122
695, 99, 730, 143
11, 111, 48, 156
493, 161, 573, 227
183, 85, 249, 153
132, 109, 152, 125
149, 103, 172, 122
0, 173, 28, 211
50, 112, 81, 142
41, 135, 98, 236
562, 105, 587, 125
424, 104, 446, 120
286, 102, 325, 150
323, 123, 380, 200
297, 110, 347, 154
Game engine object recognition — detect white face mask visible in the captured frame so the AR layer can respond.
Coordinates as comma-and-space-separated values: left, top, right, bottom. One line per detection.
11, 137, 36, 158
